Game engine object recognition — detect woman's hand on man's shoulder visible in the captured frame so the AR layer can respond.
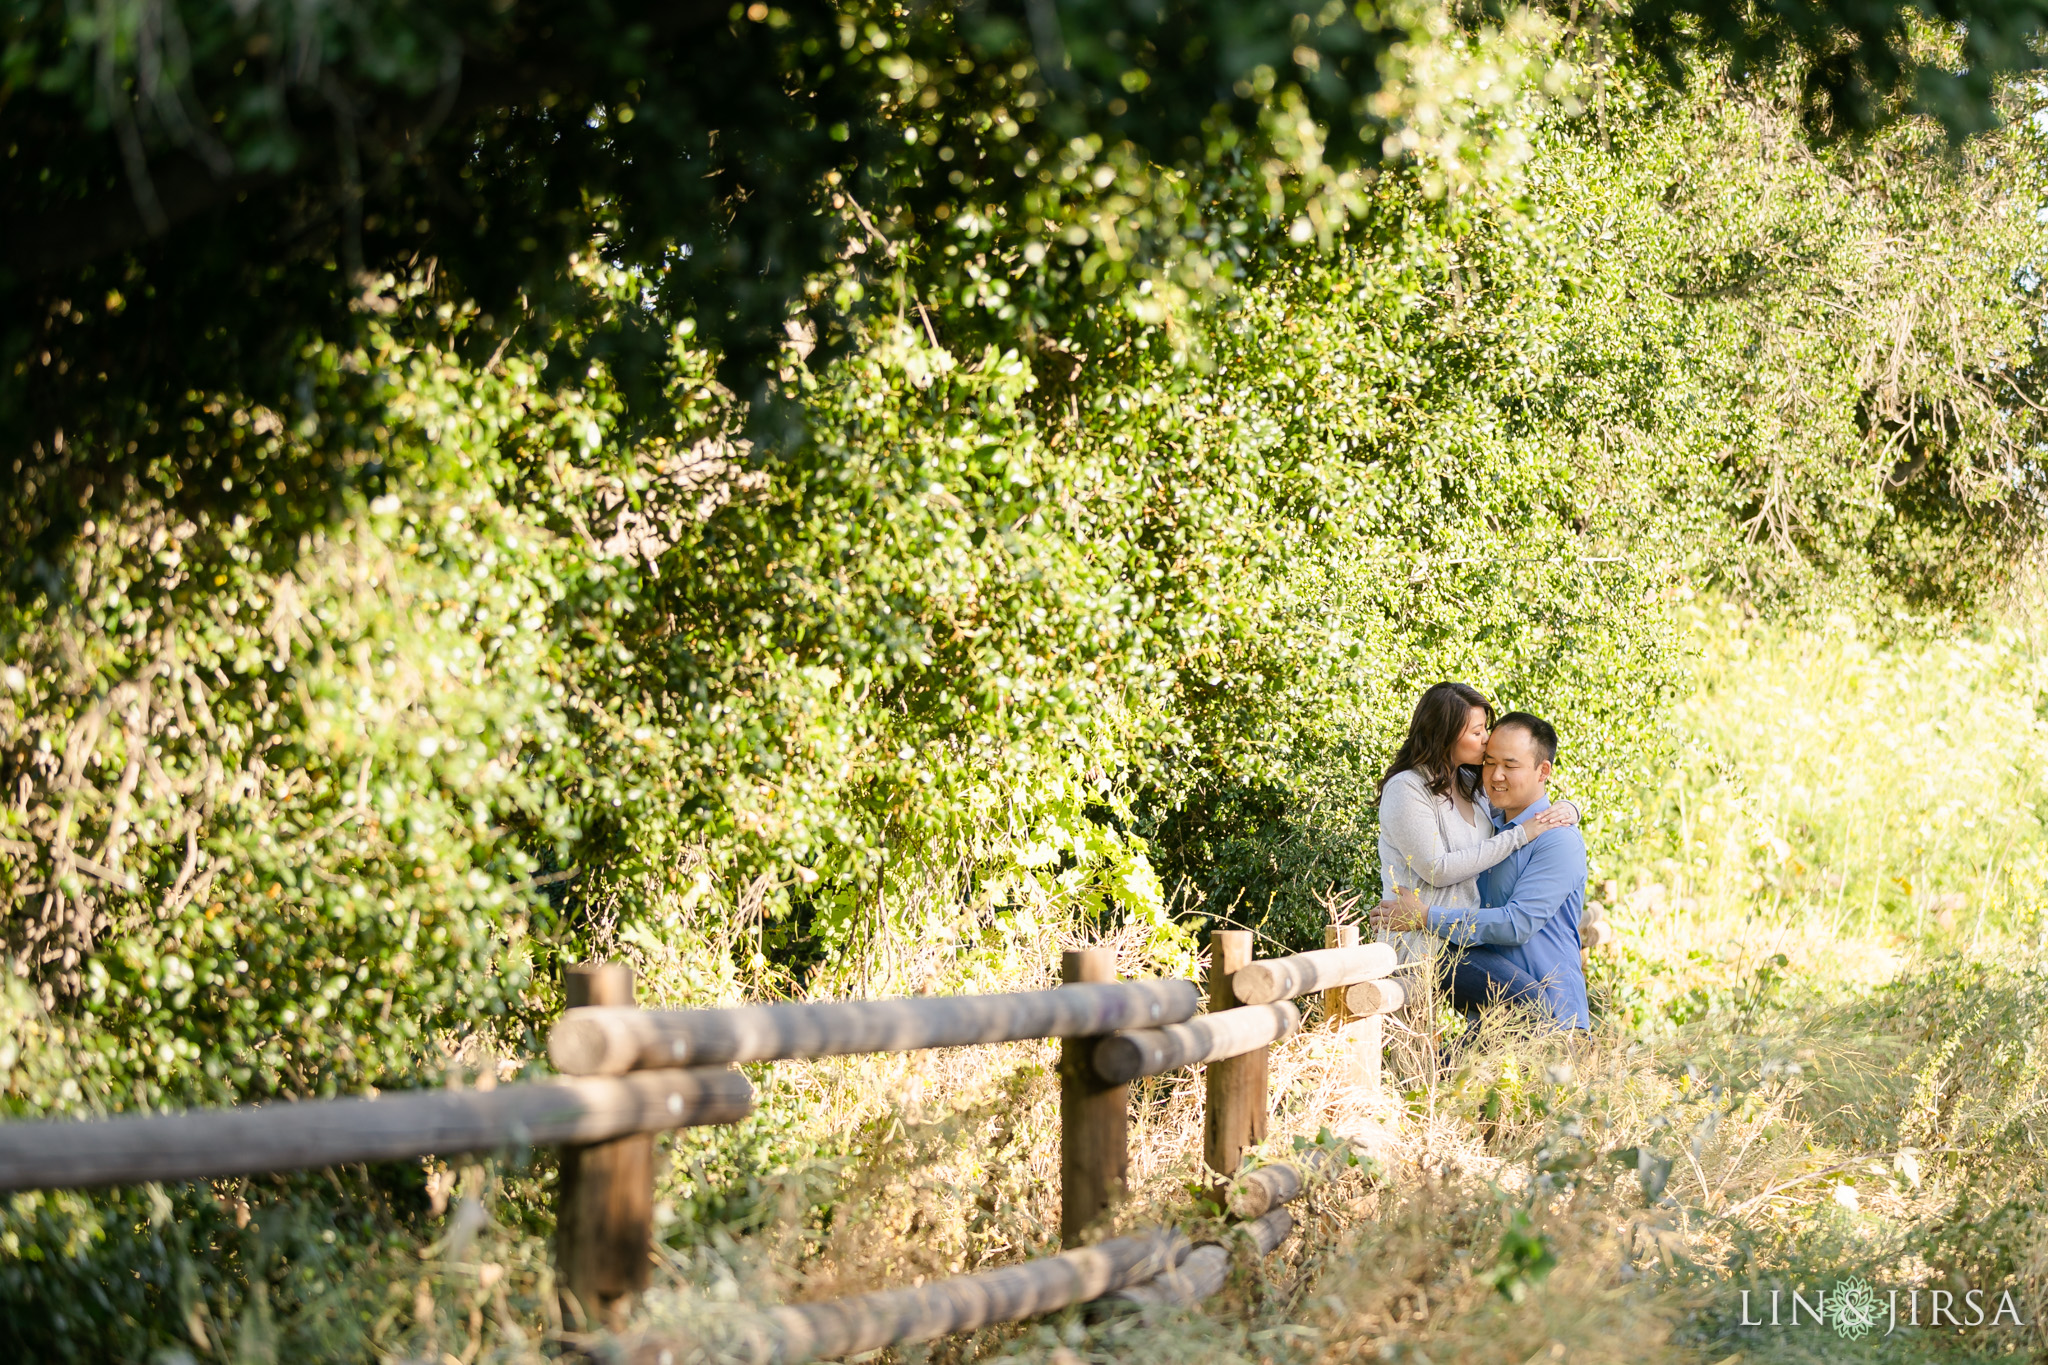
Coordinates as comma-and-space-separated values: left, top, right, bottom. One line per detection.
1523, 802, 1579, 839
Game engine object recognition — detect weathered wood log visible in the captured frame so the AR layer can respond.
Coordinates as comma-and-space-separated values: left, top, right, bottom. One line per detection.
643, 1227, 1187, 1365
550, 979, 1202, 1075
1060, 948, 1129, 1248
557, 1132, 653, 1328
1226, 1139, 1353, 1219
1229, 1160, 1305, 1219
557, 962, 655, 1328
1581, 899, 1606, 925
565, 961, 636, 1012
1582, 920, 1615, 948
0, 1067, 752, 1193
1204, 931, 1267, 1180
1090, 1003, 1301, 1085
1323, 924, 1360, 1025
1342, 978, 1408, 1018
1230, 944, 1397, 1006
1104, 1207, 1295, 1307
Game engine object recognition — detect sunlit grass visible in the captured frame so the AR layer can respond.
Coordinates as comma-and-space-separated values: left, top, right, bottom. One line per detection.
1656, 596, 2045, 936
1582, 595, 2048, 1033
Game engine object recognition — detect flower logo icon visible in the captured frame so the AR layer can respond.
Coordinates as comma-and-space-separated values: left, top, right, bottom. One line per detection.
1832, 1277, 1880, 1339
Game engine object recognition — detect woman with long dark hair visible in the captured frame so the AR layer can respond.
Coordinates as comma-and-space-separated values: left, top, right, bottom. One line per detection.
1375, 682, 1575, 968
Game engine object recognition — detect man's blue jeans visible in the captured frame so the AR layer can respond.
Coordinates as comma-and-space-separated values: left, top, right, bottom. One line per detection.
1438, 946, 1547, 1031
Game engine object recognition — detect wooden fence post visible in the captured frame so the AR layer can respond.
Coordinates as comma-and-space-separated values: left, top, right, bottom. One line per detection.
1322, 924, 1358, 1024
556, 962, 654, 1328
1059, 947, 1127, 1248
1325, 923, 1381, 1091
1203, 930, 1267, 1183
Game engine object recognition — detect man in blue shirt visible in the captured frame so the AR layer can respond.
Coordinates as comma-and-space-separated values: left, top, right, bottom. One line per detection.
1369, 711, 1590, 1032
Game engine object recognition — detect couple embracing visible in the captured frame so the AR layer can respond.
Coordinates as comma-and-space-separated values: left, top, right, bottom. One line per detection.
1365, 681, 1590, 1038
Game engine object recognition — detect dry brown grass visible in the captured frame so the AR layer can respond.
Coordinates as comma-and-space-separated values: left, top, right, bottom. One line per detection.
348, 874, 2048, 1365
358, 919, 2048, 1365
583, 939, 1700, 1365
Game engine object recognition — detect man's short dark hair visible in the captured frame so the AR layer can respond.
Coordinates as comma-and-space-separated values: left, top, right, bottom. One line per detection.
1493, 712, 1558, 764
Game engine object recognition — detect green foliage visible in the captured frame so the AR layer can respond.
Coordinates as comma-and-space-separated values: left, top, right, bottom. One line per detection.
0, 0, 1553, 554
4, 1, 2048, 1355
11, 0, 2046, 559
1622, 0, 2048, 139
1481, 1207, 1559, 1301
7, 13, 2045, 1098
0, 1179, 400, 1362
0, 311, 596, 1100
1148, 53, 2048, 945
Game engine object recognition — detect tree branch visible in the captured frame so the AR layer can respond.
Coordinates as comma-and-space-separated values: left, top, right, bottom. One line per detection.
6, 2, 733, 281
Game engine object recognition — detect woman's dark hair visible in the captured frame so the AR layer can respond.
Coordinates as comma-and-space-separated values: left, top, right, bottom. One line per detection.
1377, 681, 1494, 800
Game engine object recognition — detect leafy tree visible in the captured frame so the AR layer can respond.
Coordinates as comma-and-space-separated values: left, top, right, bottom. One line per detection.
8, 0, 2047, 559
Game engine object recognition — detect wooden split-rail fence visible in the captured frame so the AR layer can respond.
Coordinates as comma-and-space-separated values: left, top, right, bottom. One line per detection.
0, 927, 1414, 1363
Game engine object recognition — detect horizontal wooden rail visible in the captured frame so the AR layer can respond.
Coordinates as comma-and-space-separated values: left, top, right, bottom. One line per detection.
637, 1228, 1188, 1365
1090, 1002, 1300, 1085
1230, 945, 1396, 1006
551, 980, 1202, 1075
1342, 978, 1407, 1017
1107, 1206, 1295, 1307
0, 1068, 752, 1192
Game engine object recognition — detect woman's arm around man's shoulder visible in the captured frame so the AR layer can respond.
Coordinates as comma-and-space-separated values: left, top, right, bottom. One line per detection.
1379, 767, 1530, 890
